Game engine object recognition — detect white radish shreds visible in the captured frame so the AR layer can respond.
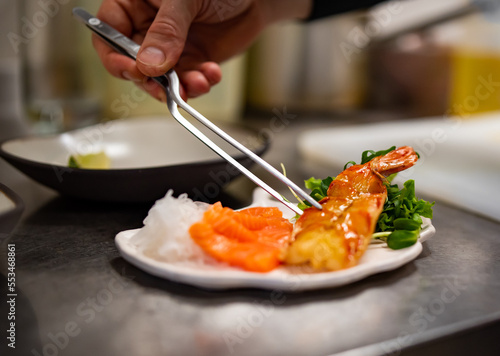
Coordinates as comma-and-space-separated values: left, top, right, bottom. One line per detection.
130, 190, 218, 266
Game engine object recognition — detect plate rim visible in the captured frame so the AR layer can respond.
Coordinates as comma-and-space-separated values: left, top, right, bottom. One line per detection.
0, 118, 270, 203
0, 118, 270, 172
115, 196, 435, 292
0, 140, 265, 173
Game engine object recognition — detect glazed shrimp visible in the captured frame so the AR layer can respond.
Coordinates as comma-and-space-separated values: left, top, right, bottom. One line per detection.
284, 146, 418, 271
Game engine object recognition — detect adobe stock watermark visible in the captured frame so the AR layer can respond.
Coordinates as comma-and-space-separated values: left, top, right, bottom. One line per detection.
51, 119, 118, 183
52, 81, 151, 183
8, 0, 71, 54
222, 271, 311, 354
222, 291, 287, 353
212, 0, 247, 21
395, 72, 500, 181
30, 270, 133, 356
109, 80, 153, 118
190, 106, 297, 202
340, 1, 403, 63
380, 275, 467, 355
447, 74, 500, 119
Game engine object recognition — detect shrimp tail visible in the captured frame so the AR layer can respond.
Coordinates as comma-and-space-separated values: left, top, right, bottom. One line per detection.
370, 146, 418, 177
285, 146, 419, 271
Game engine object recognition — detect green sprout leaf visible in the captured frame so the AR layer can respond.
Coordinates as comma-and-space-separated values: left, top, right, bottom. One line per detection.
393, 218, 422, 231
301, 176, 334, 208
387, 229, 420, 250
300, 147, 435, 250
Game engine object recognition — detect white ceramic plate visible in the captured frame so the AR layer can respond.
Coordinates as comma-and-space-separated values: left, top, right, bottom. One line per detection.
115, 189, 435, 292
0, 117, 268, 203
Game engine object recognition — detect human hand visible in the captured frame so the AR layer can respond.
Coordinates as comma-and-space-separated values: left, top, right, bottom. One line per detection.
93, 0, 312, 101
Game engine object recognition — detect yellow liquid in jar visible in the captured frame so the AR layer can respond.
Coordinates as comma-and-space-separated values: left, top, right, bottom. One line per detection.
449, 48, 500, 118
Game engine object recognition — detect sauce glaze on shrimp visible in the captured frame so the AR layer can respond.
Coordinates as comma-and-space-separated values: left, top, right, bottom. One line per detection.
284, 146, 418, 271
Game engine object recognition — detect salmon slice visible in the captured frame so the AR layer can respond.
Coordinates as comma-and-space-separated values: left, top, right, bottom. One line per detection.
189, 203, 293, 272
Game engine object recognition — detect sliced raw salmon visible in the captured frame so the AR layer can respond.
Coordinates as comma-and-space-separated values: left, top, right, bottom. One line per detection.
189, 202, 293, 272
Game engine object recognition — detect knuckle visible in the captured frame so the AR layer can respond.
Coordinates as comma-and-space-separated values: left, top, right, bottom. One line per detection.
148, 19, 183, 43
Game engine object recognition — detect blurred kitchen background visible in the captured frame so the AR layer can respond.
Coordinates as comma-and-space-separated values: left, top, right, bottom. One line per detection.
1, 0, 500, 133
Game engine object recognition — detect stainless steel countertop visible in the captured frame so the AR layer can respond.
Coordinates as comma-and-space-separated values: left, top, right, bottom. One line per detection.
1, 112, 499, 356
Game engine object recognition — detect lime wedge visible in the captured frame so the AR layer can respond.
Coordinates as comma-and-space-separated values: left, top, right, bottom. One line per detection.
68, 151, 111, 169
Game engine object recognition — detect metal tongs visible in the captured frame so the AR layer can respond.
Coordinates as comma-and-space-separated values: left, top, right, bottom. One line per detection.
72, 8, 322, 215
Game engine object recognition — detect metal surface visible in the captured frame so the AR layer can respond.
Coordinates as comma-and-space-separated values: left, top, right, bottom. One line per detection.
72, 7, 321, 214
1, 113, 500, 356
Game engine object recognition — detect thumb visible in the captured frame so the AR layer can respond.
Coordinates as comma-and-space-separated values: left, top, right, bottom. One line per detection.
136, 1, 196, 77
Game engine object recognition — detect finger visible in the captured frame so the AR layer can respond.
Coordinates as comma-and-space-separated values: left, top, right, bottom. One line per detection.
199, 62, 222, 86
180, 71, 210, 98
95, 0, 134, 35
92, 34, 140, 80
176, 61, 222, 98
92, 0, 146, 81
134, 78, 167, 103
136, 0, 199, 77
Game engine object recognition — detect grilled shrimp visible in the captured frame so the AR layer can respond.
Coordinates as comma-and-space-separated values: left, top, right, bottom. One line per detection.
284, 146, 418, 271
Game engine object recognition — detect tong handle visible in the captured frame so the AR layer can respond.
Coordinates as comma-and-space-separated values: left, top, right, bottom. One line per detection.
73, 8, 172, 95
73, 8, 140, 59
73, 7, 322, 213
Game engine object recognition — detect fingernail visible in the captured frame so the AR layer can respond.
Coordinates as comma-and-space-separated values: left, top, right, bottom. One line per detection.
138, 47, 166, 66
122, 71, 140, 82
